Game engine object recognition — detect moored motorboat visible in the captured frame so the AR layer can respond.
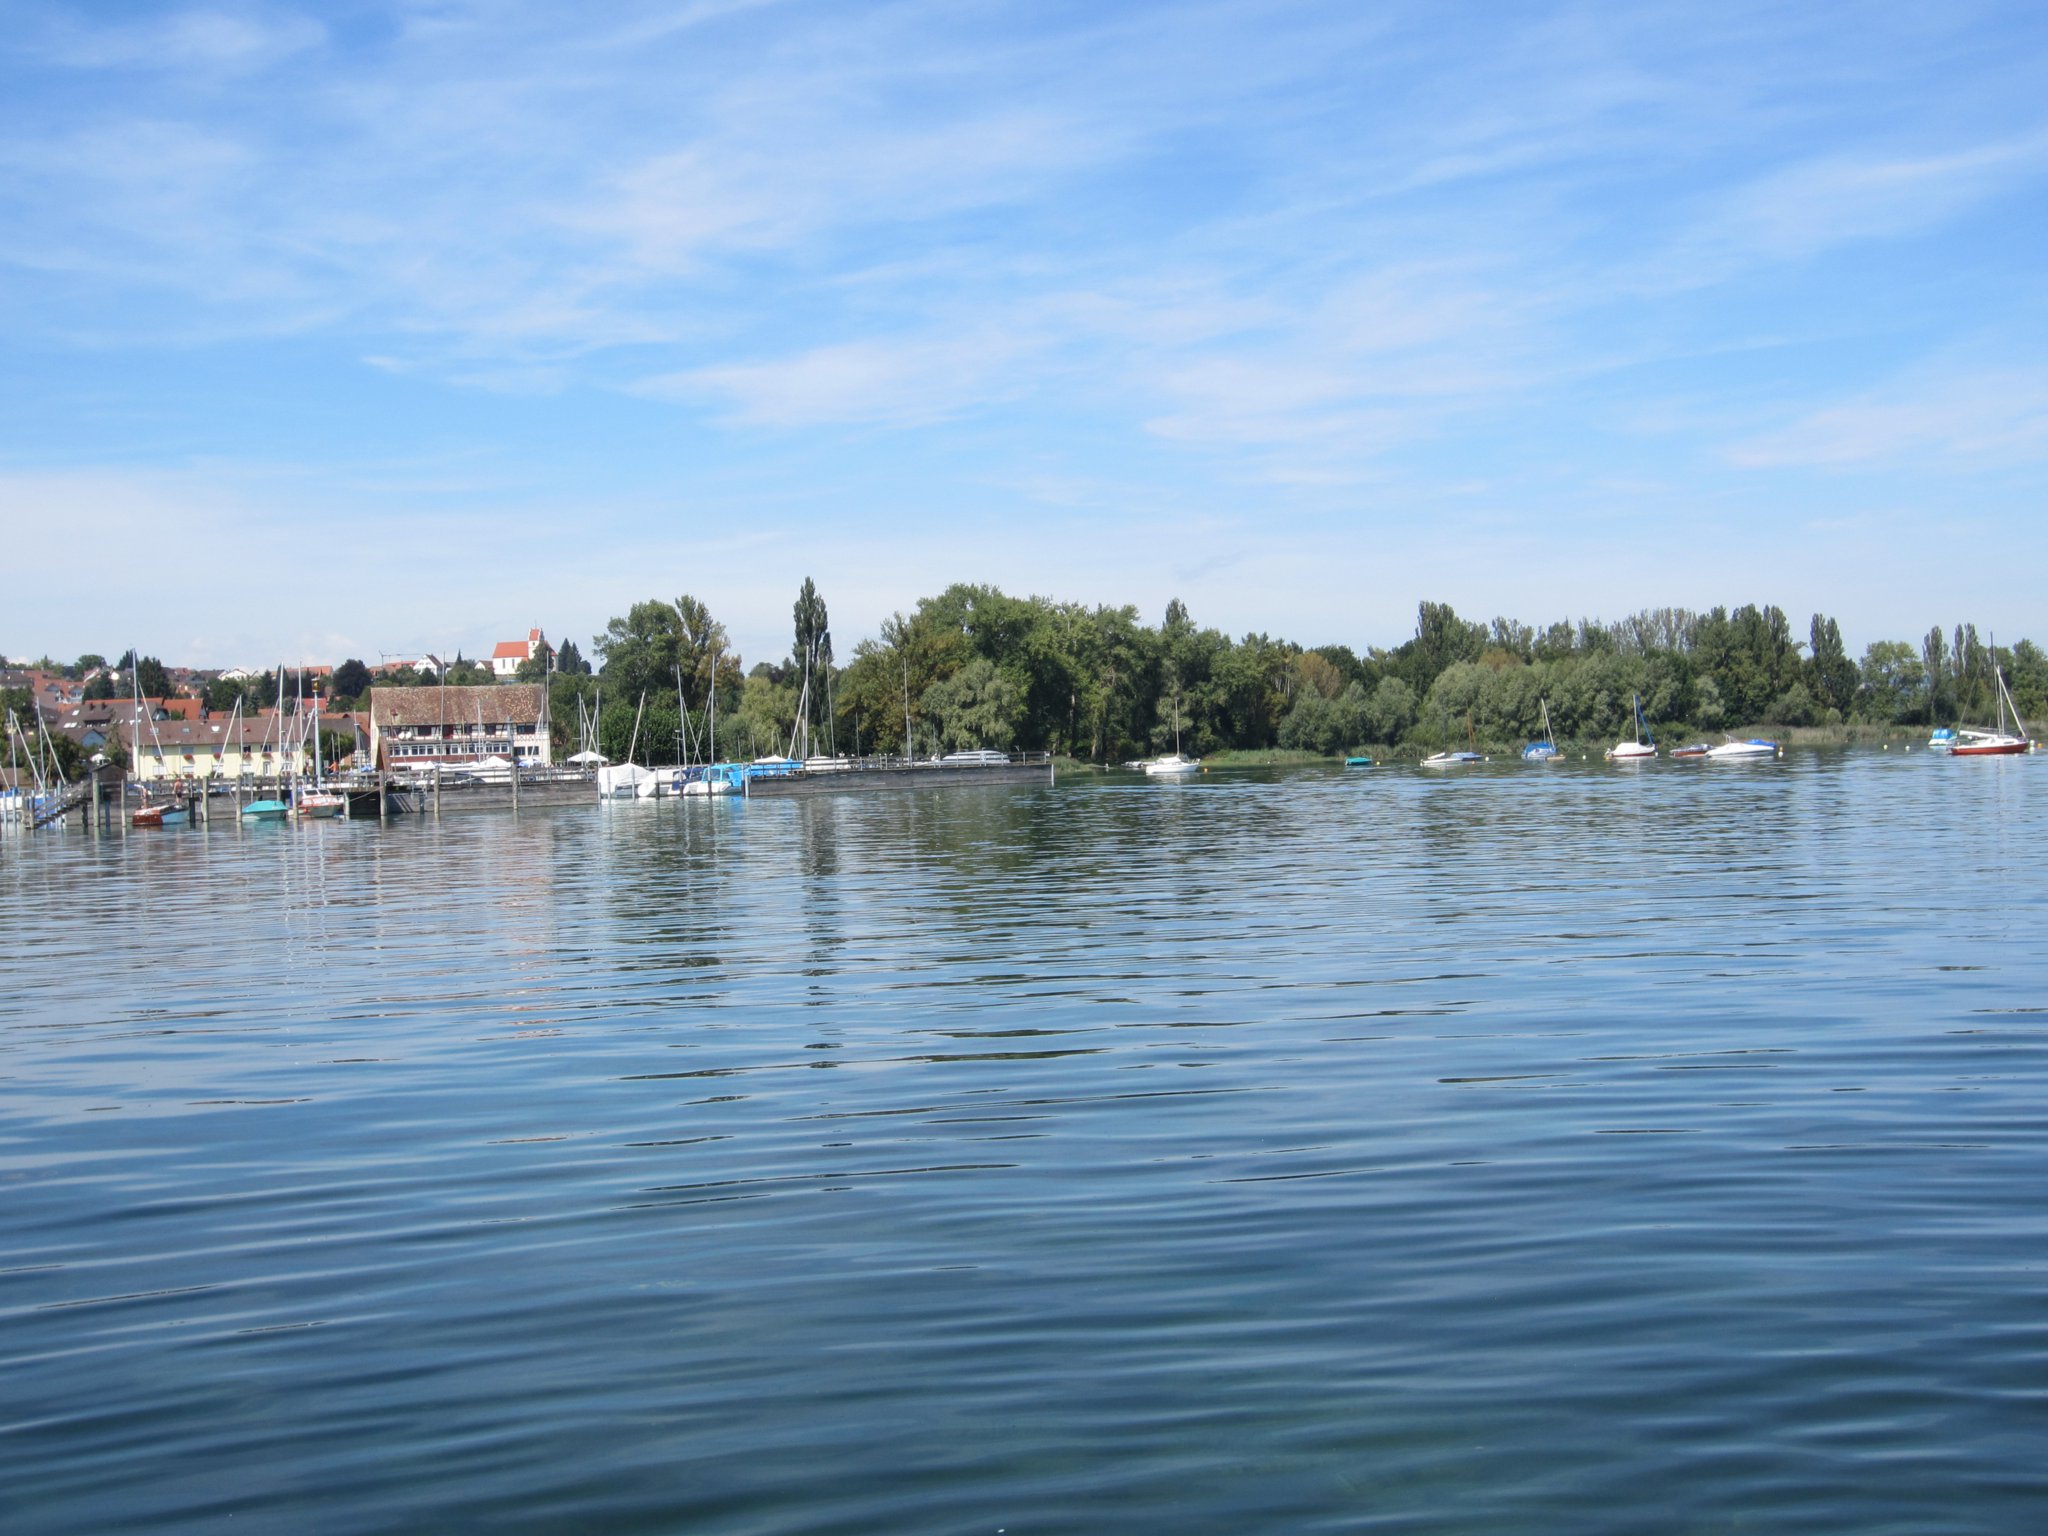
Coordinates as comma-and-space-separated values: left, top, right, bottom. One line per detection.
682, 763, 739, 795
133, 800, 189, 827
1927, 727, 1956, 753
1344, 755, 1373, 767
295, 791, 346, 818
240, 798, 290, 820
1707, 737, 1780, 759
1141, 753, 1202, 776
1421, 751, 1484, 767
1670, 742, 1710, 759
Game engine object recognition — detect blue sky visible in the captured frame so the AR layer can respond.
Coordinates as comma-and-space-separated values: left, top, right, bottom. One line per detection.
3, 0, 2045, 670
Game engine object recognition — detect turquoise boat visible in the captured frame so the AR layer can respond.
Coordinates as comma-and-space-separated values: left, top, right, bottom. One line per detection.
1344, 756, 1373, 767
241, 799, 290, 820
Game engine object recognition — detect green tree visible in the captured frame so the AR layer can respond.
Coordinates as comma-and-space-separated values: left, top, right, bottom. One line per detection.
1805, 615, 1857, 720
731, 667, 799, 759
1394, 601, 1487, 697
332, 659, 374, 704
82, 672, 118, 701
514, 632, 554, 683
1361, 677, 1417, 743
921, 657, 1021, 752
2006, 639, 2048, 721
1922, 627, 1950, 723
554, 638, 590, 676
133, 656, 172, 699
1858, 641, 1923, 723
791, 578, 834, 754
594, 596, 735, 703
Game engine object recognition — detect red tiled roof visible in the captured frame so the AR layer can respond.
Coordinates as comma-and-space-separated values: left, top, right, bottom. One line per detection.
117, 719, 303, 749
491, 640, 529, 661
370, 684, 544, 728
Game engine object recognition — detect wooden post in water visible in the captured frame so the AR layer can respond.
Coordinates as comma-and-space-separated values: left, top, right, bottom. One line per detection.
433, 762, 442, 818
511, 752, 520, 812
89, 767, 101, 836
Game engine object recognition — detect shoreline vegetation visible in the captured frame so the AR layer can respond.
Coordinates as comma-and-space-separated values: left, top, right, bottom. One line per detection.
544, 586, 2045, 768
7, 587, 2039, 775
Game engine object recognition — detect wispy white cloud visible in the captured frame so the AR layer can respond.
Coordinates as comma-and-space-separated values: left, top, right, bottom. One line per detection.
1730, 365, 2048, 468
642, 327, 1048, 427
34, 8, 325, 74
1661, 131, 2048, 284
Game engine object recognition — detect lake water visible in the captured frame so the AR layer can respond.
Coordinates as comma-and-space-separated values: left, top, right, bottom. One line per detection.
4, 753, 2046, 1534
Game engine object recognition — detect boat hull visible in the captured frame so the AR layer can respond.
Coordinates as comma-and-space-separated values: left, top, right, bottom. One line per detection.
1950, 740, 2030, 756
1606, 744, 1656, 761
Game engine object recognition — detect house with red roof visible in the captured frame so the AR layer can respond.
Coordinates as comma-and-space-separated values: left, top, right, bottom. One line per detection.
490, 628, 549, 679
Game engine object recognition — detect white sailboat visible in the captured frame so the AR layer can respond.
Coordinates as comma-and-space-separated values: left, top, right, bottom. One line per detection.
1138, 688, 1200, 775
294, 683, 346, 817
1606, 694, 1657, 761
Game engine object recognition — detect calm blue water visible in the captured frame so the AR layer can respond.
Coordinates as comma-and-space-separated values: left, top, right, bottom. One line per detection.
4, 753, 2046, 1534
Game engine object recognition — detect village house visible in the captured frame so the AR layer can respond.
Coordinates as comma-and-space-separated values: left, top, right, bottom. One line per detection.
113, 715, 316, 784
490, 629, 548, 679
0, 668, 83, 710
369, 684, 550, 771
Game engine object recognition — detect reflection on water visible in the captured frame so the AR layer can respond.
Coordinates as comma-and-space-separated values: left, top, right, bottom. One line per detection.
4, 753, 2047, 1534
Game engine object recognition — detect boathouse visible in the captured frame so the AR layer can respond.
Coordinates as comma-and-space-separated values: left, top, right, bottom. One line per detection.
369, 684, 551, 771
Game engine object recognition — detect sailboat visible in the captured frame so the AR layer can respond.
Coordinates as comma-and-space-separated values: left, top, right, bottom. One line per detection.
1949, 648, 2033, 756
126, 667, 189, 826
1138, 687, 1201, 775
294, 684, 346, 817
684, 652, 737, 795
1521, 700, 1561, 761
1605, 694, 1657, 761
241, 669, 293, 819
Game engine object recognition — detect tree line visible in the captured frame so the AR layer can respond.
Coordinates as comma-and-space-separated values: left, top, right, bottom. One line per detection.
12, 590, 2040, 771
540, 586, 2048, 765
